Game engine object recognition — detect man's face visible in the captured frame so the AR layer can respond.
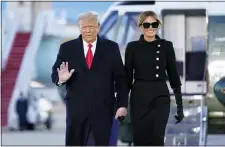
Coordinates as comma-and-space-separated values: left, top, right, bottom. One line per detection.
79, 18, 99, 43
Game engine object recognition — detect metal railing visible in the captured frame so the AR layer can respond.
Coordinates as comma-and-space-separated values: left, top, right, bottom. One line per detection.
165, 96, 208, 146
199, 106, 208, 145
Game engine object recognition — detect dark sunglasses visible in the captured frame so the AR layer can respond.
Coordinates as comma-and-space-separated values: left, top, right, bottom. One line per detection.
142, 22, 159, 29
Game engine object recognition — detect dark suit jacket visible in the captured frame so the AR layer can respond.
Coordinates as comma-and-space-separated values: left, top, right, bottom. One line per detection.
16, 98, 28, 117
125, 35, 182, 91
51, 34, 128, 127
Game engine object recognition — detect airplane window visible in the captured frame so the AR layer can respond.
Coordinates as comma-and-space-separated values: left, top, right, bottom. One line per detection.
112, 12, 142, 61
99, 11, 118, 41
99, 11, 141, 60
125, 12, 142, 44
115, 15, 128, 45
99, 11, 142, 44
118, 12, 142, 46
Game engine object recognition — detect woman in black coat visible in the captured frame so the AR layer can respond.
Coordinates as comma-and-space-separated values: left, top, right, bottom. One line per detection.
124, 11, 184, 146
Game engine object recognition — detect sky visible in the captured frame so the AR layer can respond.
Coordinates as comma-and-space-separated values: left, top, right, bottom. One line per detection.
52, 2, 113, 23
2, 1, 114, 24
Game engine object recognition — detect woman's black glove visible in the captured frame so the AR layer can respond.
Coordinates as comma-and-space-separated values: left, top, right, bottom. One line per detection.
173, 87, 184, 124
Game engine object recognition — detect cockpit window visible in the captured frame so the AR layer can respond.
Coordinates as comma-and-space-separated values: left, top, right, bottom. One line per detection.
121, 12, 142, 45
99, 11, 142, 62
99, 11, 118, 41
99, 11, 142, 44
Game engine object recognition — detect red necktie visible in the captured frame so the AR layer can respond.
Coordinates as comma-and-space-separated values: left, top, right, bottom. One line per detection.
86, 43, 93, 69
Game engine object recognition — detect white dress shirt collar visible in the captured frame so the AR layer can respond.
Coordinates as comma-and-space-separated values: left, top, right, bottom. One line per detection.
82, 38, 97, 56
